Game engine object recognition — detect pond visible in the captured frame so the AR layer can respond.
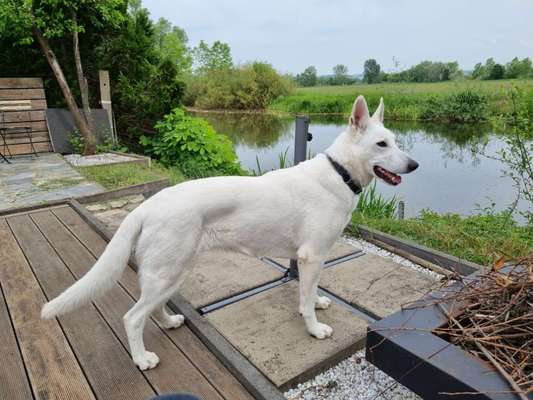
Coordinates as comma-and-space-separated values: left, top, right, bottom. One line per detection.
191, 112, 528, 219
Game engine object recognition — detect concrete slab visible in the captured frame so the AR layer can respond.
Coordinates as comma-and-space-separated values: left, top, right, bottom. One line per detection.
206, 281, 367, 389
320, 253, 439, 318
180, 251, 285, 308
271, 240, 362, 267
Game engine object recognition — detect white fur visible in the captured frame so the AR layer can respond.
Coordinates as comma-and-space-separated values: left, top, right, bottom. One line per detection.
41, 96, 417, 370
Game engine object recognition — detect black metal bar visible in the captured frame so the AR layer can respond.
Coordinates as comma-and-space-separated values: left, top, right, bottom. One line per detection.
289, 116, 311, 279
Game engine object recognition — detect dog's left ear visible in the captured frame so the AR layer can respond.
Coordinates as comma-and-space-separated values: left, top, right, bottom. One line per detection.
349, 95, 370, 132
372, 97, 385, 124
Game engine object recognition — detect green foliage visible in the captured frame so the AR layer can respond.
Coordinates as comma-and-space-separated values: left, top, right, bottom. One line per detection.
296, 66, 318, 87
350, 210, 532, 266
505, 57, 533, 79
421, 90, 488, 123
363, 59, 381, 84
153, 17, 191, 75
67, 129, 128, 154
68, 129, 85, 154
472, 58, 507, 81
193, 40, 233, 72
141, 108, 243, 178
186, 62, 293, 110
355, 182, 399, 218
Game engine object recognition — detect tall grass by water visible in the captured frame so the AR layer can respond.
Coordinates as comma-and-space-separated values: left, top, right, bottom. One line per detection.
270, 79, 533, 123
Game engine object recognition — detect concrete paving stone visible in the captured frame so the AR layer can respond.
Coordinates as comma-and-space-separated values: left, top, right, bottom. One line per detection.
85, 203, 109, 212
109, 199, 128, 208
320, 253, 439, 318
180, 250, 285, 308
206, 281, 368, 388
271, 240, 362, 267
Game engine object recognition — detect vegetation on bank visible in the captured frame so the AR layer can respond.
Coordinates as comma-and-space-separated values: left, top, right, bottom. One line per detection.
349, 211, 532, 266
270, 80, 533, 122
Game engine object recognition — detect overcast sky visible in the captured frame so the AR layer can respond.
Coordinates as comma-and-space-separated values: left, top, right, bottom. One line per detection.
143, 0, 533, 75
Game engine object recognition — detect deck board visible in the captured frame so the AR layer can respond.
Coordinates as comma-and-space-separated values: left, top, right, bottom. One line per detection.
52, 205, 255, 400
31, 209, 226, 400
0, 218, 96, 400
7, 213, 156, 400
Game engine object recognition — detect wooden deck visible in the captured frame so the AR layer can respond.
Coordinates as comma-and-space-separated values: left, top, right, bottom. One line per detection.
0, 203, 255, 400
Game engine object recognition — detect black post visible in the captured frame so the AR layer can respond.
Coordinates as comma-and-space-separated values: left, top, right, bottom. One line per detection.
289, 116, 311, 278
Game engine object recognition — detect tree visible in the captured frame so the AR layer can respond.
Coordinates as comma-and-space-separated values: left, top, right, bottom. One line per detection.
332, 64, 349, 85
193, 40, 232, 72
0, 0, 125, 154
488, 63, 505, 80
505, 57, 532, 79
363, 59, 381, 84
153, 18, 191, 75
296, 66, 318, 87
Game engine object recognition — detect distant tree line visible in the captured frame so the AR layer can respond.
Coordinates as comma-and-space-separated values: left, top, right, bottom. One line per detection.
294, 56, 533, 87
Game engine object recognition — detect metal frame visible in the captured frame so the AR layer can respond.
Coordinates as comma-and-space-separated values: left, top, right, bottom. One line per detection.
0, 103, 38, 159
365, 273, 529, 400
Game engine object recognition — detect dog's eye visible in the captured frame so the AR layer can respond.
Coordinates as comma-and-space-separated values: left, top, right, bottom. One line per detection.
376, 141, 387, 147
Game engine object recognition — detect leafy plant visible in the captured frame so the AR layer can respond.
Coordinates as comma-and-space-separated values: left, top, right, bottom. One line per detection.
355, 181, 399, 218
141, 108, 243, 178
68, 129, 127, 154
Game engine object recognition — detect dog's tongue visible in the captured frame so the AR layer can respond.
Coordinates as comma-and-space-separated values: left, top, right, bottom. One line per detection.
375, 166, 402, 185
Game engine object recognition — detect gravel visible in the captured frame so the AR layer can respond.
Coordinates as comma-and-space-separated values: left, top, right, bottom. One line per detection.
284, 236, 441, 400
64, 153, 140, 167
284, 350, 420, 400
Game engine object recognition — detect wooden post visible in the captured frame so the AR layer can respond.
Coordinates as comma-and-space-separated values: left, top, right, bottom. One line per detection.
98, 70, 114, 141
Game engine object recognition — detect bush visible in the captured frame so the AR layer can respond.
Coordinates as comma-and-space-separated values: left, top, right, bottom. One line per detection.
445, 90, 488, 123
140, 108, 243, 178
185, 62, 293, 110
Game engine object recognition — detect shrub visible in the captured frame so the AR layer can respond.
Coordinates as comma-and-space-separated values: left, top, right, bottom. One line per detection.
444, 90, 488, 123
140, 108, 243, 178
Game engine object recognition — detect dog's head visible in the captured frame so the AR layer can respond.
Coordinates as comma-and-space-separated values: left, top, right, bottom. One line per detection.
346, 95, 418, 186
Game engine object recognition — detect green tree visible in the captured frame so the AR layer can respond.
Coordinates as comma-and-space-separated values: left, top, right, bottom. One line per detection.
505, 57, 532, 79
363, 59, 381, 84
193, 40, 233, 72
488, 63, 505, 80
0, 0, 125, 154
153, 18, 191, 75
332, 64, 349, 85
296, 66, 318, 87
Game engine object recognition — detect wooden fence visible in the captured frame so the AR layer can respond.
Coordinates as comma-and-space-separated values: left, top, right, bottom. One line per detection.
0, 78, 52, 155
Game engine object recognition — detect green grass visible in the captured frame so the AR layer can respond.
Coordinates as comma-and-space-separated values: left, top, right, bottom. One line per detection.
76, 162, 186, 190
349, 210, 533, 266
270, 79, 533, 122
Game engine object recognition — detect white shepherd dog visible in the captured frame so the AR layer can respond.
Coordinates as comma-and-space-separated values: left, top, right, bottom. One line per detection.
42, 95, 419, 370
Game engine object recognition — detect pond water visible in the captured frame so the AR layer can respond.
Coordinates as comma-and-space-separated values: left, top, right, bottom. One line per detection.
191, 112, 528, 219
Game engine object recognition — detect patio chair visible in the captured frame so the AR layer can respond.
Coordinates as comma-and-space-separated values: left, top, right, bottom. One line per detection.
0, 100, 38, 158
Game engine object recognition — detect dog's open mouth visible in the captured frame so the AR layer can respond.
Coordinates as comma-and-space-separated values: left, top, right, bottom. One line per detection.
373, 166, 401, 186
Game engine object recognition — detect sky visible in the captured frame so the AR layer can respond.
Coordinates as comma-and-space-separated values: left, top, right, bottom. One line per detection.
142, 0, 533, 75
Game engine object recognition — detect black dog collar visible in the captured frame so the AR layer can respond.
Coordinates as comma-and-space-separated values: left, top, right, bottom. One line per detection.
326, 154, 362, 195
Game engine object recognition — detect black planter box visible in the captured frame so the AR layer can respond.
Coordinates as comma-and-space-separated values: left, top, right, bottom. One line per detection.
365, 276, 532, 400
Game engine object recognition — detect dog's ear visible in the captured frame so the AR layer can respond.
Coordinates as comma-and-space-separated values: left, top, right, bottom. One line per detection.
372, 97, 385, 123
349, 95, 370, 131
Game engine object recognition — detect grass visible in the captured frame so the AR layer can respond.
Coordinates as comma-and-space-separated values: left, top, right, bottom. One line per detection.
37, 177, 84, 191
270, 79, 533, 122
76, 162, 186, 190
349, 210, 533, 266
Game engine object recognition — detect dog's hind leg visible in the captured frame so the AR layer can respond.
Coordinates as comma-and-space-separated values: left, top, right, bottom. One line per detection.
297, 247, 332, 339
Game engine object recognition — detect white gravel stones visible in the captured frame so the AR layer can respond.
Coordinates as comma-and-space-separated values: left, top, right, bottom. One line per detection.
284, 350, 420, 400
342, 236, 443, 281
64, 153, 139, 167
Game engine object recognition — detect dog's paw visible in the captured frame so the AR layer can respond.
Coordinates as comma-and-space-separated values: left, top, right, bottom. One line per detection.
308, 322, 333, 339
160, 314, 185, 330
315, 296, 331, 310
134, 351, 160, 370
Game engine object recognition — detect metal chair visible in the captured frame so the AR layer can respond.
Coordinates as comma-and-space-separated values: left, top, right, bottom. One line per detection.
0, 100, 38, 159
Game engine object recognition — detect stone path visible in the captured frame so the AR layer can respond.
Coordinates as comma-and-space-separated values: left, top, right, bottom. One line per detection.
86, 193, 441, 391
0, 153, 103, 211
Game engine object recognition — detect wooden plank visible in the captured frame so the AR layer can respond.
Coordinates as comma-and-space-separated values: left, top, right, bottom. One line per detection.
2, 110, 45, 123
4, 132, 52, 145
0, 281, 35, 400
2, 120, 48, 131
0, 78, 43, 89
76, 178, 169, 204
0, 218, 96, 400
4, 141, 52, 155
53, 206, 255, 400
30, 100, 47, 109
7, 214, 155, 400
34, 209, 227, 400
0, 88, 46, 101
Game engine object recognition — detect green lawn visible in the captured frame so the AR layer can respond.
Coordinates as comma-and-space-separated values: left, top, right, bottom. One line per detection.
76, 162, 185, 190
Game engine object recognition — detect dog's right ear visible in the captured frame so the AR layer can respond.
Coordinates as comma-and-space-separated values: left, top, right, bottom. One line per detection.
349, 95, 370, 132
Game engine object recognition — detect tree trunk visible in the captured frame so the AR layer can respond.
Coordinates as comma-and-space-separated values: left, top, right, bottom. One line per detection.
32, 26, 96, 155
72, 12, 95, 143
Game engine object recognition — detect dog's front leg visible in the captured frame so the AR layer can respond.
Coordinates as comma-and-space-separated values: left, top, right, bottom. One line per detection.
297, 254, 333, 339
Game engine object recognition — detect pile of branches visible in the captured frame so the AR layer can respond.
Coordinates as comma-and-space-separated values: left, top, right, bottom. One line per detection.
435, 254, 532, 398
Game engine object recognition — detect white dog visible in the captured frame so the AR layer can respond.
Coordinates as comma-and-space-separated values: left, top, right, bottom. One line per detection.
42, 95, 418, 370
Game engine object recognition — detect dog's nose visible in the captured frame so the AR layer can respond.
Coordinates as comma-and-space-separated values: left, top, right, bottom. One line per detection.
407, 160, 419, 172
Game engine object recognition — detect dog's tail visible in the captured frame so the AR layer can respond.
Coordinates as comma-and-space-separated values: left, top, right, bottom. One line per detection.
41, 213, 142, 319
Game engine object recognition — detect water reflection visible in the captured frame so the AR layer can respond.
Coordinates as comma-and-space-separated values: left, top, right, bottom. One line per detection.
190, 111, 525, 218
